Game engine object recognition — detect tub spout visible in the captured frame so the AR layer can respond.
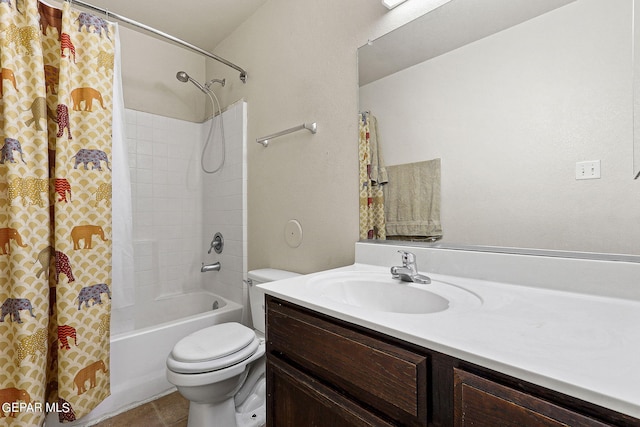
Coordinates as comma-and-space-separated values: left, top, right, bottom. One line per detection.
201, 262, 221, 272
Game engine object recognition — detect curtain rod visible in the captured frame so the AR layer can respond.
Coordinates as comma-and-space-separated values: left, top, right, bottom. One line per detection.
65, 0, 248, 83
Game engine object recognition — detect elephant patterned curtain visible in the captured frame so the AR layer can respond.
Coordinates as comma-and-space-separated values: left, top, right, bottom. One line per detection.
359, 112, 387, 240
0, 0, 115, 424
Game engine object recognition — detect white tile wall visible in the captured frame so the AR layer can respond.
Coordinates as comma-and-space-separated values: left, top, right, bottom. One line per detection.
122, 101, 246, 330
202, 102, 247, 304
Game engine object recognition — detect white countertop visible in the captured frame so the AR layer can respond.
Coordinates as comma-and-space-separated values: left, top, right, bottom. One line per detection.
259, 263, 640, 419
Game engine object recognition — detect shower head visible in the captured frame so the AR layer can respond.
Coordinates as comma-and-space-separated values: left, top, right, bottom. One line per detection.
176, 71, 225, 93
176, 71, 208, 93
176, 71, 189, 83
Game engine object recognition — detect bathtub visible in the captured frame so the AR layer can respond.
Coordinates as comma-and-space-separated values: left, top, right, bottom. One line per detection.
45, 291, 242, 426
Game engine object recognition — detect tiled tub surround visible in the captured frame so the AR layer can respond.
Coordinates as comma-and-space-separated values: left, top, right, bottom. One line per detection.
259, 242, 640, 420
113, 101, 247, 334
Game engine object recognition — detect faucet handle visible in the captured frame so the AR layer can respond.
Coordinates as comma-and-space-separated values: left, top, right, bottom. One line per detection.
207, 232, 224, 254
398, 250, 416, 266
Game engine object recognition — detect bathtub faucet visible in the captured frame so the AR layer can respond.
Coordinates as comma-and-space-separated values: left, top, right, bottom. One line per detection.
201, 262, 221, 273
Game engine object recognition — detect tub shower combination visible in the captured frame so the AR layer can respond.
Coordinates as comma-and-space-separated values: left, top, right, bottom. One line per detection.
7, 0, 251, 423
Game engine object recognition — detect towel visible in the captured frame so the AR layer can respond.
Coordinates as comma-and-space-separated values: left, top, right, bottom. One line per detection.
383, 159, 442, 239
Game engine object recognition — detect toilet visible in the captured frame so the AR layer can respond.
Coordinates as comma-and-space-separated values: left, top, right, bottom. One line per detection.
166, 269, 300, 427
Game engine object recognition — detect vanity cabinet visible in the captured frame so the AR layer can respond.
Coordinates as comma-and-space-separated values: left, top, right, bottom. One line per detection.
265, 296, 639, 427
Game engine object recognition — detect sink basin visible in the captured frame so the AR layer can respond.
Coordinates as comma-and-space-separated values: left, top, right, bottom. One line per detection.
307, 271, 480, 315
320, 279, 448, 314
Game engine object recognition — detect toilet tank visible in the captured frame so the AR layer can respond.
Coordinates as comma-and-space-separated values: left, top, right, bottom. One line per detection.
248, 269, 300, 334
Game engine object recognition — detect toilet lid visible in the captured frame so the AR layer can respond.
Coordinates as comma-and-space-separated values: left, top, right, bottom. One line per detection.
168, 323, 258, 374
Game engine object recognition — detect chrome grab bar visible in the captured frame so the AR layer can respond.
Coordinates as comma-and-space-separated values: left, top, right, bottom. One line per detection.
256, 122, 317, 147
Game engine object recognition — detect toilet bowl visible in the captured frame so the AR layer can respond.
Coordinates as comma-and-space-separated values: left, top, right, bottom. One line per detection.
166, 269, 300, 427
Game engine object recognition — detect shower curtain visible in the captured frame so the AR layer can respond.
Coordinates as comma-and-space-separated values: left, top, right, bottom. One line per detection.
359, 112, 387, 240
0, 0, 120, 423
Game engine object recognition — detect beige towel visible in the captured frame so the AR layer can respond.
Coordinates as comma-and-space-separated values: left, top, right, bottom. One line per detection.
383, 159, 442, 238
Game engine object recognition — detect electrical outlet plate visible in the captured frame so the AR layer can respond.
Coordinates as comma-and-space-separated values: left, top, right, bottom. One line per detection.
575, 160, 601, 180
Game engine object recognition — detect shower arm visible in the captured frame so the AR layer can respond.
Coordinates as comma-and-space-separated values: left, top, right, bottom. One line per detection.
207, 79, 226, 89
65, 0, 248, 83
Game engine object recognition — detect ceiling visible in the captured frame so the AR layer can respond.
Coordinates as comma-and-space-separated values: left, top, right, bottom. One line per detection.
71, 0, 267, 52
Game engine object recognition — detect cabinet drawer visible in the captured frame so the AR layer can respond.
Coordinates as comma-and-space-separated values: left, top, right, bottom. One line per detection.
267, 297, 428, 425
453, 369, 611, 427
267, 357, 396, 427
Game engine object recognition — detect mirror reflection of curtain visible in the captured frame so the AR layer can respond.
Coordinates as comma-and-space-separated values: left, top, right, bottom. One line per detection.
0, 0, 117, 423
358, 112, 387, 240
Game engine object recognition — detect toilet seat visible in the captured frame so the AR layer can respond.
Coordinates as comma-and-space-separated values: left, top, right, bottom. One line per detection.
167, 322, 259, 374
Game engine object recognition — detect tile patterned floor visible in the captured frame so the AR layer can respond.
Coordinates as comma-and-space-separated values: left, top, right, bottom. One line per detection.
92, 392, 189, 427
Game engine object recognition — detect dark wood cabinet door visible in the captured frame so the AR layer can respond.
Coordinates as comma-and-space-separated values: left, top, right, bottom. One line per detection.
267, 357, 395, 427
453, 369, 611, 427
267, 296, 428, 425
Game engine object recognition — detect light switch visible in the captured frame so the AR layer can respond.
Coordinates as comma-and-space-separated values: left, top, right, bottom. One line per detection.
575, 160, 600, 180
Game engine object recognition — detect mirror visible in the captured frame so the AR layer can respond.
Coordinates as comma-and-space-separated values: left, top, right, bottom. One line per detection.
358, 0, 640, 258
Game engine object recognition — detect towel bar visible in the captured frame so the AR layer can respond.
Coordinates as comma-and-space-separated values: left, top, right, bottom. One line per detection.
256, 122, 317, 147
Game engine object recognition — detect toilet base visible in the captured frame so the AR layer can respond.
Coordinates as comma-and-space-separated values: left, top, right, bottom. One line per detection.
235, 377, 266, 427
187, 398, 236, 427
185, 398, 266, 427
236, 402, 265, 427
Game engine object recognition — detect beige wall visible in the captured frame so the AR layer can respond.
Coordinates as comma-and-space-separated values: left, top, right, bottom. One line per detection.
117, 0, 452, 274
118, 26, 207, 122
205, 0, 446, 274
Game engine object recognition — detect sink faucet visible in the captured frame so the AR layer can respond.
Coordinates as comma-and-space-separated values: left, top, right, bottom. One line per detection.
390, 250, 431, 284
